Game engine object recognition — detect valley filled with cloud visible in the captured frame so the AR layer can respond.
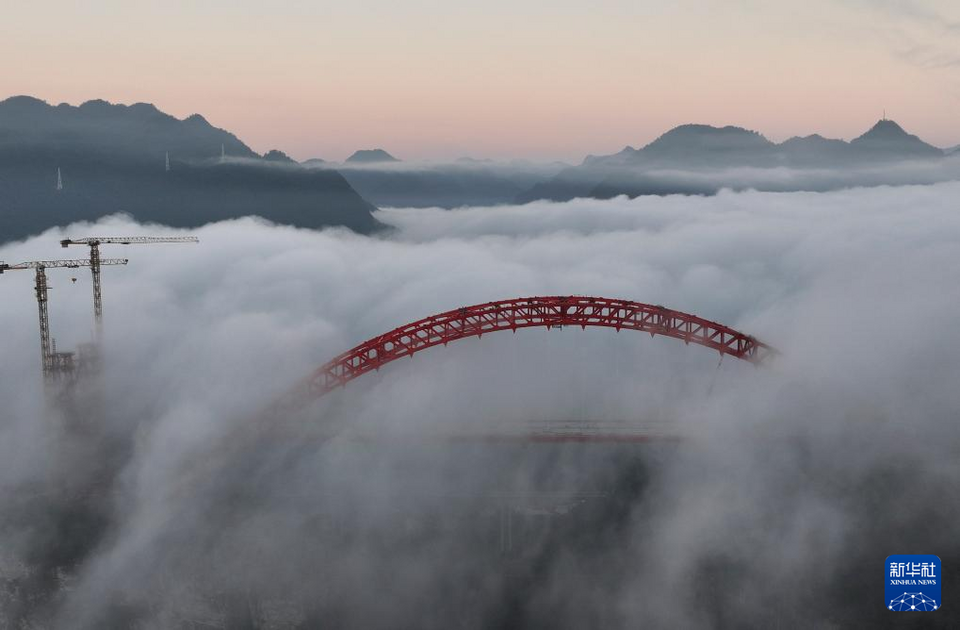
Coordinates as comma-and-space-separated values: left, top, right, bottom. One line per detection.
2, 183, 958, 626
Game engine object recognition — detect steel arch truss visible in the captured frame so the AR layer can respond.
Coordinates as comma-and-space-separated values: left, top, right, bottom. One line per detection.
287, 296, 774, 407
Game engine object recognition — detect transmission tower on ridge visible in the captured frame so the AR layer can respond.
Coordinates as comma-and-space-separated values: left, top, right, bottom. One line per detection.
60, 236, 199, 336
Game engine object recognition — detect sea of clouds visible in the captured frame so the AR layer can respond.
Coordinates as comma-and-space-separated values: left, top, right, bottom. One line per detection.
1, 183, 959, 627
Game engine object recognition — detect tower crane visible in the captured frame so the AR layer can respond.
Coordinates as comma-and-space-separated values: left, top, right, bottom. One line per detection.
0, 258, 128, 380
60, 236, 199, 334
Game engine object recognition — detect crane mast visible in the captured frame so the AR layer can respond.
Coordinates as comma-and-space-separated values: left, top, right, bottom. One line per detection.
60, 236, 198, 335
35, 266, 50, 375
1, 258, 128, 380
91, 241, 102, 328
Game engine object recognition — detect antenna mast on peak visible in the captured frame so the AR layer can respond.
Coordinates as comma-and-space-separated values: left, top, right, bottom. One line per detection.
56, 167, 63, 191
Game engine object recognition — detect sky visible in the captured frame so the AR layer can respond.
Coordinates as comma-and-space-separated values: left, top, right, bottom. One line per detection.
1, 183, 959, 625
2, 1, 958, 161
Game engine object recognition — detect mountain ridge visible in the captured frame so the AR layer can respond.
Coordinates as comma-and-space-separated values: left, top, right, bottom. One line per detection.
849, 119, 941, 157
0, 96, 382, 242
345, 149, 399, 164
517, 118, 949, 203
0, 95, 257, 162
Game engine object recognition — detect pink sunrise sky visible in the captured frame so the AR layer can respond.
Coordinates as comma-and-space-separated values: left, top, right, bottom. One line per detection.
2, 1, 958, 162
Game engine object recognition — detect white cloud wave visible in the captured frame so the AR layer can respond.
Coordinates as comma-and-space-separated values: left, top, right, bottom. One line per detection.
1, 182, 959, 627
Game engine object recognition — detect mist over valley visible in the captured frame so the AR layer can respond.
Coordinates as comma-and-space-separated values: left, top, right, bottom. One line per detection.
1, 181, 959, 627
3, 3, 960, 623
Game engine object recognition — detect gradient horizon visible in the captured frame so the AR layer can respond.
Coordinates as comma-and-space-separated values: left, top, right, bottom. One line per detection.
2, 1, 958, 161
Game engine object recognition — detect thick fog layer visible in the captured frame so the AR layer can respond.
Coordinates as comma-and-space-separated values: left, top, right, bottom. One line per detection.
589, 155, 960, 197
520, 153, 960, 204
1, 183, 959, 627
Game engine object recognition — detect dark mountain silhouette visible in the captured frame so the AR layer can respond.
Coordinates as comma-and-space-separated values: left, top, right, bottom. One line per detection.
345, 149, 399, 164
0, 96, 256, 160
582, 125, 776, 169
778, 134, 852, 166
849, 119, 942, 157
0, 96, 381, 243
519, 125, 778, 202
641, 124, 775, 163
262, 149, 296, 163
517, 119, 950, 204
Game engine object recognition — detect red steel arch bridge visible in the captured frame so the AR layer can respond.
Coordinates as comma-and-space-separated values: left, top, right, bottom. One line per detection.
276, 296, 775, 443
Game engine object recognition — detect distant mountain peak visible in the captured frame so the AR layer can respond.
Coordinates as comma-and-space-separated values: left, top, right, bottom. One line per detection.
76, 99, 126, 118
659, 123, 765, 136
851, 118, 941, 156
858, 119, 910, 140
184, 113, 211, 127
263, 149, 296, 163
780, 133, 846, 147
79, 98, 112, 109
640, 124, 773, 161
128, 102, 161, 115
346, 149, 399, 163
0, 95, 48, 109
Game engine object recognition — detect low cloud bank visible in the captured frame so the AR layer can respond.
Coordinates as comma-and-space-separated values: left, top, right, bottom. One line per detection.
1, 182, 959, 627
520, 154, 960, 204
591, 155, 960, 196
